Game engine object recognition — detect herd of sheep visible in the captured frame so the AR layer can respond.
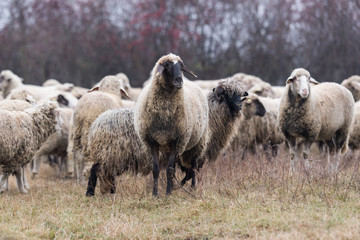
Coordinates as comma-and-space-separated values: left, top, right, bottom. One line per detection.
0, 53, 360, 196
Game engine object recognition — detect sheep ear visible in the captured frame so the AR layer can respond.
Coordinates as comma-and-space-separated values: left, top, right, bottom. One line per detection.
155, 64, 165, 77
309, 77, 319, 85
181, 63, 197, 78
286, 76, 295, 84
57, 94, 69, 106
88, 86, 99, 92
351, 81, 360, 90
243, 92, 249, 97
120, 87, 131, 99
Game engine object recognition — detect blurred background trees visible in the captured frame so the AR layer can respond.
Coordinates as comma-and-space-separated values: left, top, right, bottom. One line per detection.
0, 0, 359, 87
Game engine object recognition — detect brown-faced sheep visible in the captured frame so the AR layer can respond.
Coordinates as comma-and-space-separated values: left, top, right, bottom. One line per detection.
134, 53, 208, 196
278, 68, 354, 174
341, 75, 360, 101
72, 75, 128, 184
0, 101, 60, 194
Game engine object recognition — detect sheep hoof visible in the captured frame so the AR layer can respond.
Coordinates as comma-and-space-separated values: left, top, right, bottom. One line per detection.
20, 189, 29, 194
31, 173, 37, 179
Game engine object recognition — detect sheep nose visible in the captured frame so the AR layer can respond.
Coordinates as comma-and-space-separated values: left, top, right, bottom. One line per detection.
302, 89, 308, 95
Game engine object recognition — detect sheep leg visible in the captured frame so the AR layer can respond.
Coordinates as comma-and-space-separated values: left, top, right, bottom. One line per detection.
166, 142, 177, 195
15, 168, 28, 194
0, 173, 10, 193
303, 142, 312, 173
288, 138, 299, 175
151, 142, 160, 197
86, 162, 99, 196
22, 166, 30, 190
75, 151, 85, 185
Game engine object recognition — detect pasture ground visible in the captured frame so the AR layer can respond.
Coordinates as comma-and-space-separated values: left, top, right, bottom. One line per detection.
1, 148, 360, 239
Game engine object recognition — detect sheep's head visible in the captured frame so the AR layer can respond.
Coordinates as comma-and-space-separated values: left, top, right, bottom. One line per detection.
241, 94, 266, 120
212, 78, 249, 116
0, 70, 22, 92
154, 53, 197, 90
248, 82, 276, 98
90, 75, 130, 99
286, 68, 318, 99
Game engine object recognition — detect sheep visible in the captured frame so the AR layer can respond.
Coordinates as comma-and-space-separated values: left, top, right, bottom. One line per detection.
348, 101, 360, 150
85, 77, 248, 195
232, 95, 283, 159
116, 72, 142, 101
134, 53, 208, 196
0, 99, 33, 111
0, 70, 74, 101
247, 83, 277, 98
181, 78, 250, 186
31, 107, 73, 178
86, 108, 153, 195
278, 68, 355, 174
341, 75, 360, 101
230, 94, 267, 157
0, 101, 60, 194
72, 75, 129, 184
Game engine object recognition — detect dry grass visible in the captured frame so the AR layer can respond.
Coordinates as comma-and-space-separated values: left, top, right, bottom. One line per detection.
1, 147, 360, 240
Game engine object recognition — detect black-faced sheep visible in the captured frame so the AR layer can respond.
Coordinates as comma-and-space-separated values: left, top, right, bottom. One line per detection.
278, 68, 355, 174
0, 101, 61, 194
134, 53, 208, 196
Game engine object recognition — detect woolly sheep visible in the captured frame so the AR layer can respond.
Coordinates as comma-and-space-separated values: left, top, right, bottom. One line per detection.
0, 70, 74, 101
341, 75, 360, 101
231, 95, 283, 158
134, 53, 208, 196
85, 77, 248, 195
230, 94, 267, 156
0, 101, 60, 194
247, 82, 277, 98
181, 78, 249, 186
31, 107, 73, 178
348, 101, 360, 150
72, 75, 129, 184
278, 68, 355, 174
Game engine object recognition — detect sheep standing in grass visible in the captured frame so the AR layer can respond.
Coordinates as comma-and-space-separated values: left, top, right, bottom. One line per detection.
181, 78, 249, 186
31, 108, 73, 178
134, 53, 208, 196
278, 68, 354, 174
72, 75, 128, 184
0, 101, 60, 194
86, 77, 248, 195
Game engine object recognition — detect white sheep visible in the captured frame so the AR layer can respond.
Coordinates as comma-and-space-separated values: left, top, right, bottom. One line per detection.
231, 94, 283, 159
0, 101, 61, 194
71, 75, 129, 184
134, 53, 208, 196
31, 107, 73, 178
341, 75, 360, 101
278, 68, 355, 174
116, 72, 143, 101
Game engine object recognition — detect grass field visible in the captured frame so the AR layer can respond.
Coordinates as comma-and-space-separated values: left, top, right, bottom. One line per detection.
1, 148, 360, 240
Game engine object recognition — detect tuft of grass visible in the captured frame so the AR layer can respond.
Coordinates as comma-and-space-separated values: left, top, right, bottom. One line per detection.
1, 147, 360, 239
